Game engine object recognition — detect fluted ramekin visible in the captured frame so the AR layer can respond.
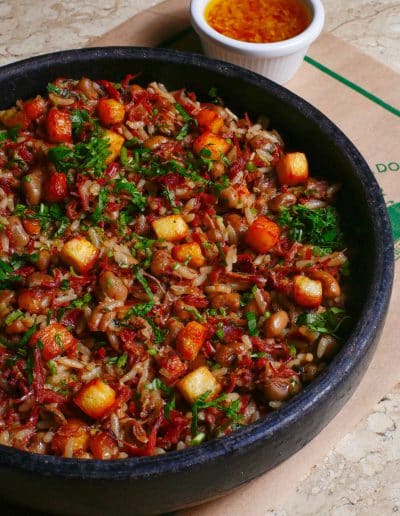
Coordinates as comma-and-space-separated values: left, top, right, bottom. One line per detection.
190, 0, 325, 84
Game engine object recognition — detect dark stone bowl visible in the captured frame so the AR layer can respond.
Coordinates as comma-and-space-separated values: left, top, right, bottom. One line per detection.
0, 47, 393, 516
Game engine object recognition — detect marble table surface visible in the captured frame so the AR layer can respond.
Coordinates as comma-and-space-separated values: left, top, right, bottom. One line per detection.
0, 1, 399, 514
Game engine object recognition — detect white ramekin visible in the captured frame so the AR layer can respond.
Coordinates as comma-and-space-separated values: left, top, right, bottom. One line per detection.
190, 0, 325, 84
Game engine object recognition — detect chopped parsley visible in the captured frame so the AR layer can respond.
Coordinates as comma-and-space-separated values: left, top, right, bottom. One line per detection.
114, 177, 147, 212
191, 391, 242, 435
279, 205, 344, 252
71, 108, 90, 135
296, 307, 349, 337
0, 259, 23, 288
48, 132, 111, 177
246, 311, 259, 336
0, 126, 20, 143
70, 293, 92, 309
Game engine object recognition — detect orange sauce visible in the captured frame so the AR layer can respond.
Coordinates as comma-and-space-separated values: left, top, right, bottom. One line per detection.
205, 0, 311, 44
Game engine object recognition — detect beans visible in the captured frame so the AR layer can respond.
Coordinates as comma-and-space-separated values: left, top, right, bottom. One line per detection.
264, 376, 301, 402
5, 318, 33, 335
88, 305, 116, 333
225, 213, 248, 238
144, 135, 170, 150
51, 419, 89, 457
249, 135, 269, 150
210, 161, 226, 179
302, 363, 319, 383
36, 249, 51, 271
23, 170, 42, 205
310, 270, 341, 299
264, 310, 289, 338
210, 292, 241, 311
150, 250, 172, 276
0, 290, 16, 305
78, 78, 99, 99
267, 193, 297, 213
206, 228, 224, 243
7, 217, 29, 249
316, 334, 339, 360
27, 272, 55, 288
98, 271, 128, 302
17, 288, 52, 314
215, 342, 246, 367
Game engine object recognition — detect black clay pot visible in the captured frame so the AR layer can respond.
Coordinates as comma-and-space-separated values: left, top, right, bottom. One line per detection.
0, 47, 393, 516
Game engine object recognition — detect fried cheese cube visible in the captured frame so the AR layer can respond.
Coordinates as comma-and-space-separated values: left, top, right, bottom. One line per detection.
177, 366, 221, 405
293, 275, 323, 308
50, 419, 90, 457
172, 242, 205, 268
74, 379, 116, 419
97, 98, 126, 126
152, 214, 189, 242
195, 108, 224, 134
61, 236, 98, 274
30, 322, 77, 361
193, 131, 230, 160
104, 129, 125, 164
176, 321, 208, 361
245, 216, 280, 254
46, 108, 72, 143
276, 152, 309, 186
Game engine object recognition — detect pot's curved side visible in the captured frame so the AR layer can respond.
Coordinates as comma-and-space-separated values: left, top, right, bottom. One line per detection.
0, 47, 393, 516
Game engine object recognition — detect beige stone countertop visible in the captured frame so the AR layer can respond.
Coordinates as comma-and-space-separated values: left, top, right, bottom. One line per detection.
0, 1, 400, 515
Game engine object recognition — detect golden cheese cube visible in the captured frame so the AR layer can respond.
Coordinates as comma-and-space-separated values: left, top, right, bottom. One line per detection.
74, 379, 116, 419
104, 129, 125, 164
177, 366, 221, 405
152, 214, 189, 242
61, 236, 98, 273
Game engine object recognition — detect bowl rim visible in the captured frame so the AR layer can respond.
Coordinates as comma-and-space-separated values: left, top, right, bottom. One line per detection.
190, 0, 325, 56
0, 46, 394, 480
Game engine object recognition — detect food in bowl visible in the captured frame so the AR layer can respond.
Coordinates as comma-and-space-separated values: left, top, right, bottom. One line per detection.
205, 0, 311, 44
0, 75, 349, 459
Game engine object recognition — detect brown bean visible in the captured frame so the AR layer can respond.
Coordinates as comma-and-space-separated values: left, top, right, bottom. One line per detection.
5, 318, 33, 335
51, 419, 90, 457
267, 193, 297, 213
17, 288, 52, 314
150, 250, 172, 276
210, 292, 241, 311
23, 170, 42, 206
302, 363, 319, 383
264, 376, 301, 402
0, 290, 16, 305
316, 334, 339, 360
206, 228, 223, 243
98, 271, 128, 302
27, 272, 55, 288
264, 310, 289, 338
144, 135, 170, 150
210, 161, 226, 180
309, 270, 341, 299
36, 249, 51, 271
249, 135, 269, 150
225, 213, 248, 237
7, 216, 29, 249
215, 342, 246, 367
78, 78, 99, 99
